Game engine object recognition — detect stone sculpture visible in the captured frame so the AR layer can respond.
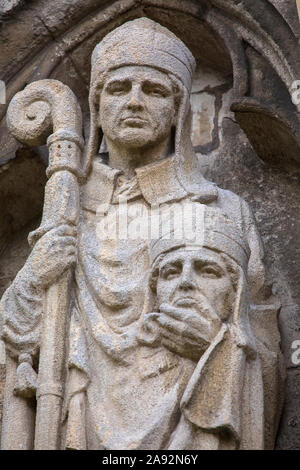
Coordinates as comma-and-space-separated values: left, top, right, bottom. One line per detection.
0, 18, 284, 450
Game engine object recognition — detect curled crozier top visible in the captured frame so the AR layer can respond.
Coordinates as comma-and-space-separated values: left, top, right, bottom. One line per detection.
6, 79, 83, 148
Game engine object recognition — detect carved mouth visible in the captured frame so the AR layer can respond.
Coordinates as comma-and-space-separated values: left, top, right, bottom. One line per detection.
174, 297, 197, 308
122, 117, 147, 127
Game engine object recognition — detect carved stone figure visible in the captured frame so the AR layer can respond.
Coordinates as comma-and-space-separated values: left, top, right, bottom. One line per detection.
0, 18, 284, 450
139, 204, 265, 449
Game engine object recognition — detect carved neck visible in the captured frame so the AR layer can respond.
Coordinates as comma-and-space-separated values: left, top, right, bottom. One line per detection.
105, 134, 173, 178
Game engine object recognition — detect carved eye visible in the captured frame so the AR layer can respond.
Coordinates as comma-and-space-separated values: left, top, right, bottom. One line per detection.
160, 263, 182, 280
199, 265, 222, 279
192, 260, 223, 278
110, 88, 127, 95
149, 88, 164, 97
143, 83, 168, 97
106, 81, 131, 95
165, 270, 179, 280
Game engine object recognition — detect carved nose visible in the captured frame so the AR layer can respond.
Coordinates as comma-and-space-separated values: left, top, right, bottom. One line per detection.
178, 266, 195, 291
127, 89, 143, 111
179, 278, 195, 291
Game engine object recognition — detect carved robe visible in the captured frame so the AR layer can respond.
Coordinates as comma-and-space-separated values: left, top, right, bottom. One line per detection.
63, 155, 281, 449
0, 155, 283, 449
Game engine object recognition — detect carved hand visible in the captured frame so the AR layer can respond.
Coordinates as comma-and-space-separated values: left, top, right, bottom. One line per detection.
24, 224, 77, 290
147, 303, 221, 361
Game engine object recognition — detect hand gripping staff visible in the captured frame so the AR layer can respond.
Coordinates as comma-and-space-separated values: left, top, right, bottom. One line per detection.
7, 79, 84, 449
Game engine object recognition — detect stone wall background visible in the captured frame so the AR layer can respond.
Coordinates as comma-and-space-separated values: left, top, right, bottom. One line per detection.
0, 0, 299, 449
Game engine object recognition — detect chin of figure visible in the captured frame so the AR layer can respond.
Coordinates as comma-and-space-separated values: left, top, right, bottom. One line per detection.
118, 131, 151, 148
115, 126, 169, 150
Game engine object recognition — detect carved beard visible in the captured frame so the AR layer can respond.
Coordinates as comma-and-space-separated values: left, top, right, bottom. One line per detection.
165, 293, 223, 346
138, 293, 225, 352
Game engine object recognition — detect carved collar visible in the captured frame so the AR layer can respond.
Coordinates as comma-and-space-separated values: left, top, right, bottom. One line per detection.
81, 154, 218, 212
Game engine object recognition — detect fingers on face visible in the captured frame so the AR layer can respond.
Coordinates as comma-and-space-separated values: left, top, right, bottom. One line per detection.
155, 312, 203, 343
155, 313, 184, 336
159, 304, 211, 337
144, 319, 157, 333
159, 303, 190, 322
146, 312, 159, 322
160, 303, 183, 316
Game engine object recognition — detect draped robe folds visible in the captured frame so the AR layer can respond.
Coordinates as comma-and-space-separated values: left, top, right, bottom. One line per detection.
0, 155, 284, 450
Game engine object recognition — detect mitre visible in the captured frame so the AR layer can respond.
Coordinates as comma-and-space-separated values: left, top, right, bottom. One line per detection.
90, 17, 196, 93
150, 203, 250, 274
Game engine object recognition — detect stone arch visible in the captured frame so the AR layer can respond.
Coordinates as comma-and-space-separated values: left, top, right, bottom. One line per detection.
1, 0, 300, 168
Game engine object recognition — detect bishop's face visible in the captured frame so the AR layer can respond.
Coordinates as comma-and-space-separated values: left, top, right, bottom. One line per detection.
98, 65, 176, 149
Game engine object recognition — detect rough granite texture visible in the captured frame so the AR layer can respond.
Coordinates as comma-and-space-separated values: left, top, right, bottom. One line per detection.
0, 0, 299, 449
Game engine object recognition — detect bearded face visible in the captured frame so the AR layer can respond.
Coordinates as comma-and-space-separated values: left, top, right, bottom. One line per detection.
155, 247, 237, 347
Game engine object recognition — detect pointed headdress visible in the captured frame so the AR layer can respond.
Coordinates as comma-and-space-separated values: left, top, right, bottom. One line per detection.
86, 18, 216, 200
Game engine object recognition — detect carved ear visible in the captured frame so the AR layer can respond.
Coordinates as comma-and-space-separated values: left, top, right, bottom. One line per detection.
172, 101, 178, 126
97, 95, 103, 127
85, 85, 102, 176
94, 91, 101, 127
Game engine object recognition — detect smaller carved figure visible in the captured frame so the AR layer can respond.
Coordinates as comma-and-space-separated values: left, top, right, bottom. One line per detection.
136, 203, 263, 449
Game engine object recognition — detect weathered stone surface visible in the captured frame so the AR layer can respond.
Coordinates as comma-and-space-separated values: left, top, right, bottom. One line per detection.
0, 341, 5, 443
277, 369, 300, 450
205, 116, 300, 448
191, 93, 216, 147
0, 0, 299, 450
